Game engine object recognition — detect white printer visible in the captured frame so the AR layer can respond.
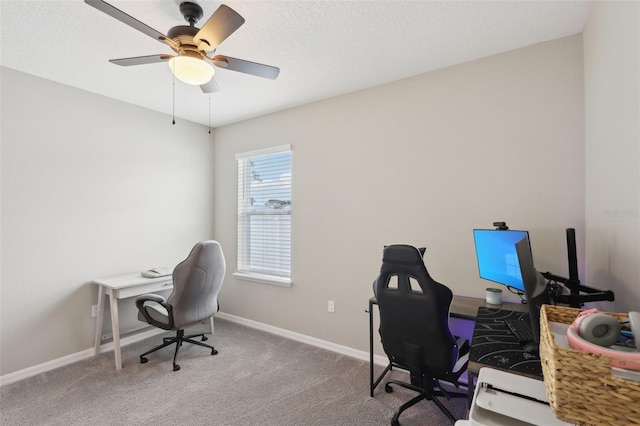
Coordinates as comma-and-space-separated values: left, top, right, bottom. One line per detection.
457, 367, 574, 426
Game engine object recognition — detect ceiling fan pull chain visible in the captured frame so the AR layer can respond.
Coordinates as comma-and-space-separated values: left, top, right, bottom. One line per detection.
208, 94, 211, 134
172, 61, 176, 125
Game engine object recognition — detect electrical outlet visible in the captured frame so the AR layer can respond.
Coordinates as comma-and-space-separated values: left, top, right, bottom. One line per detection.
91, 304, 98, 318
328, 300, 335, 313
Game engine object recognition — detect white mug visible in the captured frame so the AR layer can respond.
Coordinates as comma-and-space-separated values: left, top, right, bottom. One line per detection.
486, 288, 503, 305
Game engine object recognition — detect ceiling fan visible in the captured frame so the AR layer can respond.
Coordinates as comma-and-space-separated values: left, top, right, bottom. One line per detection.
85, 0, 280, 93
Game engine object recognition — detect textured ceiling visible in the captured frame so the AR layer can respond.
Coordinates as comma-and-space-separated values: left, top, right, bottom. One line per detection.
0, 0, 592, 128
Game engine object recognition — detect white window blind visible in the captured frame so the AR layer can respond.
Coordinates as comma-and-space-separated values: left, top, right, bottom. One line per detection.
235, 145, 292, 286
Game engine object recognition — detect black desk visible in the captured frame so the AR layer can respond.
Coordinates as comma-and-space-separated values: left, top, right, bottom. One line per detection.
368, 296, 527, 397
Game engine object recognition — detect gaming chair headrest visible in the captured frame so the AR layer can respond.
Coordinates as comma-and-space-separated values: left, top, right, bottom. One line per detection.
382, 245, 426, 265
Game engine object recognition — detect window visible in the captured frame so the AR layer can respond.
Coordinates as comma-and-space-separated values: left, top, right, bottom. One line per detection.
234, 145, 292, 287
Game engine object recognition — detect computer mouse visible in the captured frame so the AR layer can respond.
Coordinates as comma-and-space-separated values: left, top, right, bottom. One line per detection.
523, 341, 539, 355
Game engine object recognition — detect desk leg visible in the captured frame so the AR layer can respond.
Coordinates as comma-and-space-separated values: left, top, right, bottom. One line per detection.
369, 299, 394, 396
467, 370, 477, 408
369, 299, 374, 397
108, 292, 122, 370
94, 286, 105, 356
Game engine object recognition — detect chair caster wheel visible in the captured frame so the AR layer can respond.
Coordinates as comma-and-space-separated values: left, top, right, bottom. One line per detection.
173, 364, 181, 371
211, 349, 218, 355
201, 336, 208, 341
385, 384, 393, 393
390, 419, 400, 426
140, 357, 148, 364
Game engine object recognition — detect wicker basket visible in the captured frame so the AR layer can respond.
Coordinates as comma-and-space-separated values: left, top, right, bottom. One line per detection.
539, 304, 640, 425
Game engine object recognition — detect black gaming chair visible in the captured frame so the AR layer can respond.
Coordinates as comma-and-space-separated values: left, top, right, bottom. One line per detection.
373, 244, 469, 425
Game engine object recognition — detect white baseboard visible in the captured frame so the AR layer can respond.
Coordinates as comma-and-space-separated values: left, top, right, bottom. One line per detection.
0, 327, 166, 386
0, 348, 96, 387
94, 327, 167, 354
216, 312, 389, 366
1, 313, 387, 386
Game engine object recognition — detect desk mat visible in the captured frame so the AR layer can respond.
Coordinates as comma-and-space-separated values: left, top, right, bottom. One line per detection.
469, 307, 542, 377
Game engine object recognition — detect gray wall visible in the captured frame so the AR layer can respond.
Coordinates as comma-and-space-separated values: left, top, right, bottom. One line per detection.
584, 1, 640, 313
3, 0, 638, 377
213, 35, 585, 354
0, 68, 215, 375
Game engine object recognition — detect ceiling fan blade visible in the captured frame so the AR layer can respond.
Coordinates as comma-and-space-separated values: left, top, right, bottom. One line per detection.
194, 5, 245, 52
109, 54, 173, 66
212, 55, 280, 80
84, 0, 177, 49
201, 78, 220, 94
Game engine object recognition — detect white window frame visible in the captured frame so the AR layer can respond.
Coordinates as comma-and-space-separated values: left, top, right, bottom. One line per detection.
233, 145, 293, 287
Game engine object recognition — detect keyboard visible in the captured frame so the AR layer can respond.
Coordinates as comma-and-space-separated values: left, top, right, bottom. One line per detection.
505, 319, 535, 343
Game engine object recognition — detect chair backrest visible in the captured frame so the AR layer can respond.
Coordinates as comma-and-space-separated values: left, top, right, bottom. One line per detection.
168, 240, 226, 329
374, 244, 458, 378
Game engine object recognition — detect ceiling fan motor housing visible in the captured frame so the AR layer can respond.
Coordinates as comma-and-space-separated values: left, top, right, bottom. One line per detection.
180, 2, 203, 25
167, 25, 199, 42
170, 2, 204, 49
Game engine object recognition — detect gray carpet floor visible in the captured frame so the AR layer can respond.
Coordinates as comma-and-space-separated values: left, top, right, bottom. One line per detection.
0, 318, 467, 425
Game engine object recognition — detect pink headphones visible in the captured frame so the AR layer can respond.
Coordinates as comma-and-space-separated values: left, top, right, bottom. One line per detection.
567, 308, 640, 370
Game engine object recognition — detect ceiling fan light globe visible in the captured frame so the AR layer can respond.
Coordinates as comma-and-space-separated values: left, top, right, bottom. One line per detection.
168, 56, 214, 85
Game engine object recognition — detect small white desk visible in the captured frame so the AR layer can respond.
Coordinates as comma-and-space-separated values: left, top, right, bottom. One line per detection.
92, 273, 214, 370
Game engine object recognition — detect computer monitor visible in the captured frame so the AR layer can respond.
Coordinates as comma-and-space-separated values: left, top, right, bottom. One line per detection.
515, 236, 550, 347
473, 229, 530, 292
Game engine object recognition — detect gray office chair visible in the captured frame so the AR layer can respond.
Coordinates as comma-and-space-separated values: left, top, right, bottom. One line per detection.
136, 240, 226, 371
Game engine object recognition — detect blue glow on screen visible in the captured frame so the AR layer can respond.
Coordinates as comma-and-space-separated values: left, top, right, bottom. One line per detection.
473, 229, 529, 292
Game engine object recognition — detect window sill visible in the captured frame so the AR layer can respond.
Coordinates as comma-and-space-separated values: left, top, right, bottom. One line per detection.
232, 272, 293, 288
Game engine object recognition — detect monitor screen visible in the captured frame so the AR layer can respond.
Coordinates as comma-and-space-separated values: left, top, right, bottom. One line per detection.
473, 229, 530, 292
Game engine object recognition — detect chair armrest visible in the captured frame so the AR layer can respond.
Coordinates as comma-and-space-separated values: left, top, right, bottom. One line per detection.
452, 336, 471, 378
456, 336, 470, 356
135, 293, 166, 304
453, 351, 469, 375
135, 294, 173, 330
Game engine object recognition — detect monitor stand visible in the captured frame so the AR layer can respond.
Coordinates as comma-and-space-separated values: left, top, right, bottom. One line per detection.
541, 228, 614, 308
